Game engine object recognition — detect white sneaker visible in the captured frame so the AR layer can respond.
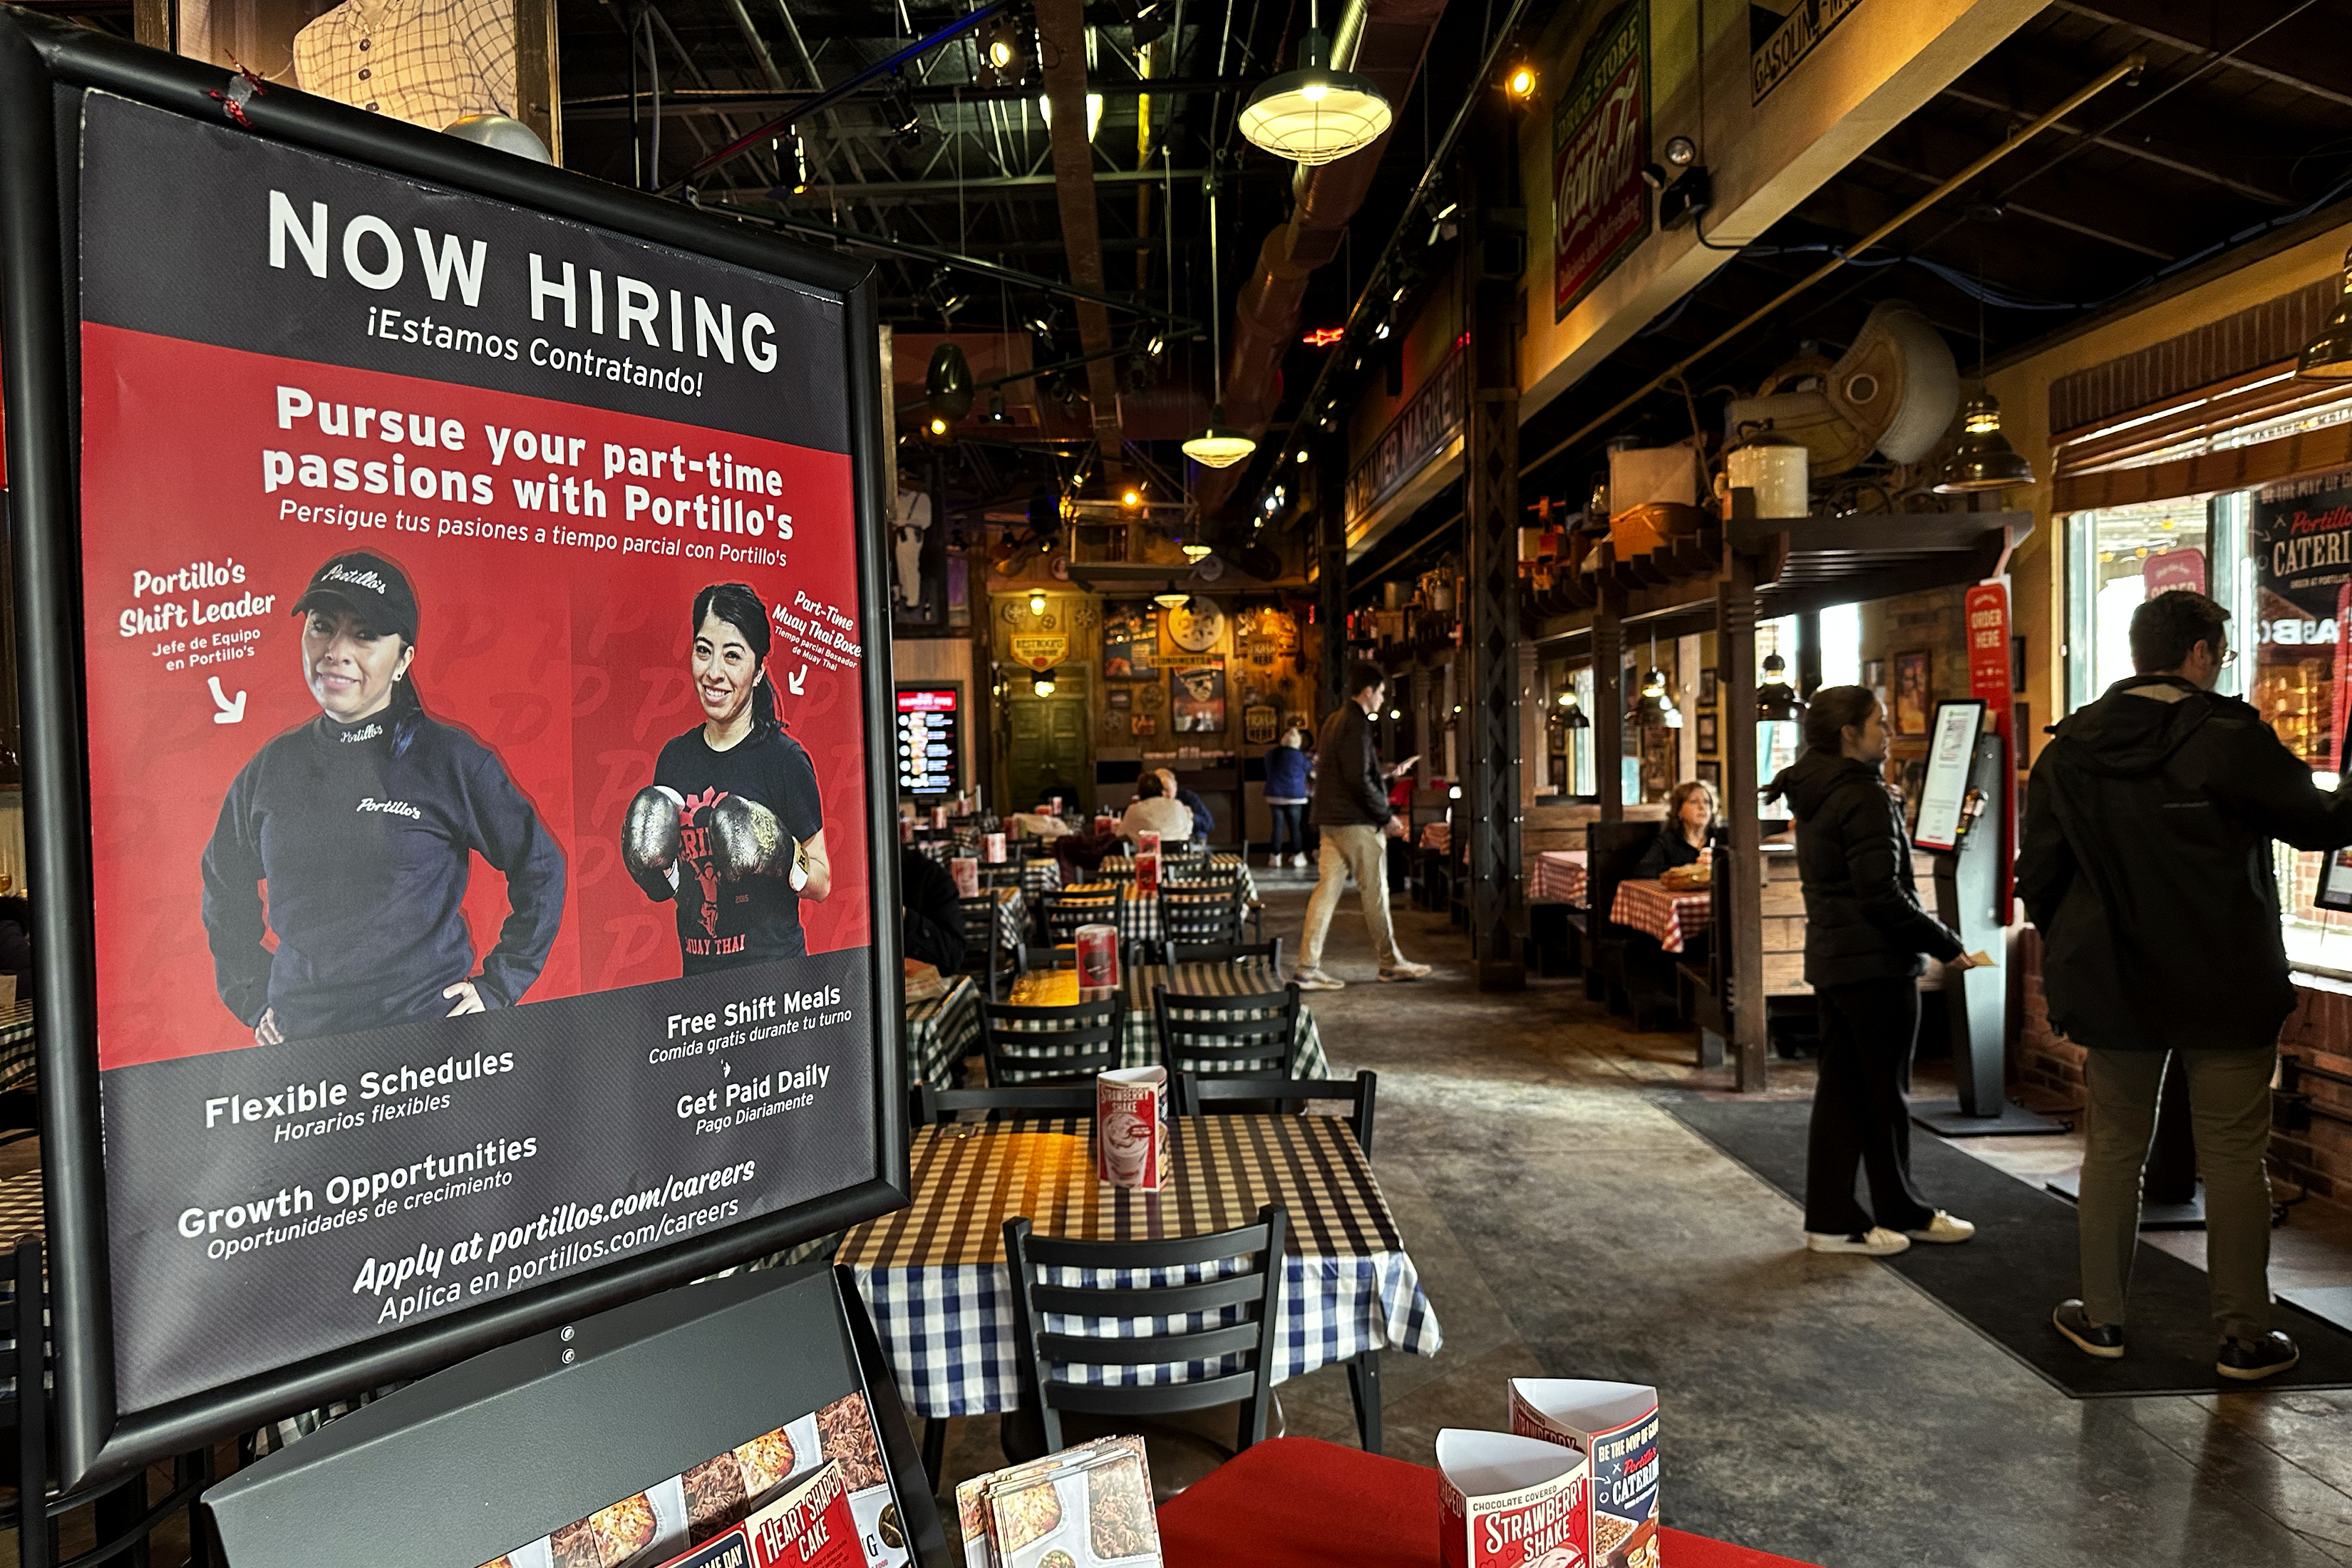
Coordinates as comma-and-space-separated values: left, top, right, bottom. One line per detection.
1804, 1227, 1912, 1256
1378, 959, 1433, 981
1267, 854, 1284, 870
1291, 854, 1309, 868
1904, 1211, 1976, 1244
1292, 967, 1345, 991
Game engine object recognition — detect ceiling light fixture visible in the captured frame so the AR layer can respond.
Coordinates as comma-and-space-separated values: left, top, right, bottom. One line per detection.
923, 340, 974, 424
2300, 247, 2352, 378
1122, 486, 1143, 508
1239, 0, 1392, 166
1756, 651, 1805, 721
1932, 393, 2034, 493
1181, 542, 1214, 562
1031, 669, 1057, 697
1505, 61, 1536, 99
1028, 588, 1048, 617
1185, 168, 1257, 470
1152, 589, 1190, 609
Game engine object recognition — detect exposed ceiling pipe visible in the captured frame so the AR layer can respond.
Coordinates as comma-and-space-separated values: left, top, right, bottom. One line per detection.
1193, 0, 1450, 519
1038, 0, 1128, 455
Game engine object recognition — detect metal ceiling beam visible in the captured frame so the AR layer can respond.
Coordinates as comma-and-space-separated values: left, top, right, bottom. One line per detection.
1934, 83, 2291, 207
564, 77, 1262, 116
1850, 152, 2175, 259
2053, 0, 2352, 110
767, 167, 1216, 197
1037, 0, 1124, 450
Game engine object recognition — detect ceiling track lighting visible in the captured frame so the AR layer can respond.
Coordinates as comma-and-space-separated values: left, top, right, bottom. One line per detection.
1239, 0, 1393, 166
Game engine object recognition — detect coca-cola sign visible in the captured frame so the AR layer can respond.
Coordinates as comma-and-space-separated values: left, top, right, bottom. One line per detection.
1553, 0, 1649, 321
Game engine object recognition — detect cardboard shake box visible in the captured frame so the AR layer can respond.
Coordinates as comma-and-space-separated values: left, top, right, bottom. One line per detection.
1095, 1067, 1170, 1190
1508, 1379, 1661, 1568
1436, 1429, 1592, 1568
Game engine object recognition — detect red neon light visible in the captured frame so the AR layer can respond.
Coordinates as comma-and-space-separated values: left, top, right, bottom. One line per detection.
1302, 326, 1344, 347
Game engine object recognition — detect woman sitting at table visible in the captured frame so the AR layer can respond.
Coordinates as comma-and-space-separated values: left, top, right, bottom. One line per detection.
1120, 772, 1193, 846
1637, 779, 1720, 880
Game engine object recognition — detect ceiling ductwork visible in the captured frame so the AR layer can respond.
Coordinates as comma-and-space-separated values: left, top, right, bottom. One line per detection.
1193, 0, 1450, 517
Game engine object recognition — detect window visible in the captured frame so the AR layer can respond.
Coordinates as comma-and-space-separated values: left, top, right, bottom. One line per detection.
2063, 495, 2218, 713
1819, 602, 1861, 688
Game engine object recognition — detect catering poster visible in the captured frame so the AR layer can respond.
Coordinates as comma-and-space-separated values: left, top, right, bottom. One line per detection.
76, 91, 879, 1413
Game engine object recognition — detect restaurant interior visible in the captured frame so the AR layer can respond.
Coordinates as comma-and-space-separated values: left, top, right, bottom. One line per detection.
11, 1, 2352, 1567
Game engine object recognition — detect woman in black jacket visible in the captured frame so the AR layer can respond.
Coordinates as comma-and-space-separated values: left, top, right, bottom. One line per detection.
1768, 686, 1981, 1257
1636, 780, 1719, 880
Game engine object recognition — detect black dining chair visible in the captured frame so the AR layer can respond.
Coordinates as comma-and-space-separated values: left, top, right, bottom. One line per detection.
956, 894, 1010, 1000
1152, 984, 1301, 1078
1001, 1205, 1289, 1497
1159, 883, 1245, 956
910, 1083, 1097, 1126
1164, 938, 1283, 970
1173, 1070, 1378, 1157
1044, 889, 1120, 946
981, 996, 1127, 1085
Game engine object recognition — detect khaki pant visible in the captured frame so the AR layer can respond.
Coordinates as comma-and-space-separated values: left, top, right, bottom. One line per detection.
1299, 823, 1405, 973
2078, 1046, 2276, 1342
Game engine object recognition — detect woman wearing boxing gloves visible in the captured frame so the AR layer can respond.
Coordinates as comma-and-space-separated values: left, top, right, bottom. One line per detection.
202, 550, 567, 1046
623, 582, 830, 972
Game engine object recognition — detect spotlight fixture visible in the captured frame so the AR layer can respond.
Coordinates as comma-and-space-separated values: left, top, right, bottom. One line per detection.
1663, 135, 1697, 167
925, 414, 950, 438
788, 131, 809, 194
1031, 669, 1057, 697
2300, 247, 2352, 379
1036, 92, 1105, 140
1425, 197, 1458, 246
1121, 485, 1143, 509
1239, 1, 1392, 166
1374, 321, 1391, 340
1295, 448, 1310, 465
1028, 588, 1048, 617
1505, 61, 1536, 99
880, 71, 922, 148
1024, 306, 1058, 341
1756, 652, 1805, 722
1932, 393, 2035, 492
986, 390, 1009, 424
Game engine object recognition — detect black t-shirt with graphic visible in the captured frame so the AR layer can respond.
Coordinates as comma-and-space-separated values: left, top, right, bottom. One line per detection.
653, 724, 825, 973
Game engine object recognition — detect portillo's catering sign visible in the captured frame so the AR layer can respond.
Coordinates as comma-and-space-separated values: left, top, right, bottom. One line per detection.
0, 18, 906, 1490
1553, 0, 1649, 321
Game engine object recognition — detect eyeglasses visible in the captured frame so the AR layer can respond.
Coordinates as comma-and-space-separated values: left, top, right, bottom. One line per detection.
2219, 648, 2239, 668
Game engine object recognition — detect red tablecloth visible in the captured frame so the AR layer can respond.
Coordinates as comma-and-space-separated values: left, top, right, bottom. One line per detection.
1609, 878, 1713, 954
1529, 850, 1588, 906
1156, 1438, 1822, 1568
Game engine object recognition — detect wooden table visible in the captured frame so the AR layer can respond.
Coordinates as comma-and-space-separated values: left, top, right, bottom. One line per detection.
0, 1170, 39, 1244
840, 1116, 1440, 1448
1610, 877, 1713, 953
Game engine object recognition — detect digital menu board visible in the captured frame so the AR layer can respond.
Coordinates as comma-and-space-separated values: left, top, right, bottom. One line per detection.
894, 686, 961, 796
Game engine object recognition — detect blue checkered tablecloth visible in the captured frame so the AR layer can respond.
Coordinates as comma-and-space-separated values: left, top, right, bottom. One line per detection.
993, 961, 1330, 1078
904, 975, 983, 1087
841, 1115, 1441, 1419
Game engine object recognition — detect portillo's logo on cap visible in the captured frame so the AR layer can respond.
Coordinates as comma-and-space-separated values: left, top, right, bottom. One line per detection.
293, 550, 420, 641
321, 564, 390, 597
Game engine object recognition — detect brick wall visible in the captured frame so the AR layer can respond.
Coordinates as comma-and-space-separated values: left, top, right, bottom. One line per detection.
2013, 929, 2352, 1205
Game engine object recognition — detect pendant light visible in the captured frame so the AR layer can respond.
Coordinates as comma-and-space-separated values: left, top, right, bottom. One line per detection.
1152, 589, 1191, 610
1935, 253, 2033, 493
1031, 669, 1058, 696
1185, 173, 1257, 469
1756, 651, 1805, 721
1555, 688, 1590, 730
1239, 0, 1393, 167
2299, 247, 2352, 379
1630, 634, 1682, 730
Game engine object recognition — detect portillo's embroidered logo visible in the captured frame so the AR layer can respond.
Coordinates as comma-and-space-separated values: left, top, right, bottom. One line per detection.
321, 563, 390, 597
354, 797, 421, 819
338, 723, 383, 743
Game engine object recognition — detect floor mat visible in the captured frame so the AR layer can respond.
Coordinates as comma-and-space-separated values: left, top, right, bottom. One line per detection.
1661, 1093, 2352, 1398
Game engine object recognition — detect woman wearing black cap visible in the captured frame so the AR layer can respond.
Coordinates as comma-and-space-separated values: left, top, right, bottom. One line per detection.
621, 583, 830, 972
201, 550, 567, 1045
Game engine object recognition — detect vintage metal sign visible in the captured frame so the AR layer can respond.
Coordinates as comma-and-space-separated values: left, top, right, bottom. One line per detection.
1553, 0, 1649, 321
1752, 0, 1863, 103
1345, 344, 1465, 525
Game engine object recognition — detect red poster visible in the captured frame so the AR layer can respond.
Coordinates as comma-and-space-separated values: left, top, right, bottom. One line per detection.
1964, 582, 2016, 909
1552, 1, 1650, 320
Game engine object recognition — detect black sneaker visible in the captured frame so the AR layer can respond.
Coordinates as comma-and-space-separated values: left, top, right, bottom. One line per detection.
2217, 1331, 2300, 1382
2053, 1299, 2124, 1359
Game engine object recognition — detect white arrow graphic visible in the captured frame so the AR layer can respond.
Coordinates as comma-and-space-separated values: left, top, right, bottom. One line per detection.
786, 663, 809, 696
207, 676, 247, 725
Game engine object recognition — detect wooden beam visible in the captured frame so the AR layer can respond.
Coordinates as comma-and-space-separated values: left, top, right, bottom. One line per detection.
1718, 550, 1768, 1093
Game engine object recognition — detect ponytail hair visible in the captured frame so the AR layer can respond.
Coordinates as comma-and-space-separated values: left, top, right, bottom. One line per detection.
692, 582, 782, 741
1802, 685, 1879, 756
388, 640, 428, 752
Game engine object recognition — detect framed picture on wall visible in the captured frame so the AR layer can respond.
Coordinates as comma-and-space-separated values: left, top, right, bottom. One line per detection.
1892, 650, 1931, 736
1698, 668, 1718, 704
1171, 658, 1227, 733
1696, 712, 1718, 753
1696, 760, 1721, 788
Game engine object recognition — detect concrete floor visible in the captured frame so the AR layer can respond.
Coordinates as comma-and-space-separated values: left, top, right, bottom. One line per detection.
933, 869, 2352, 1567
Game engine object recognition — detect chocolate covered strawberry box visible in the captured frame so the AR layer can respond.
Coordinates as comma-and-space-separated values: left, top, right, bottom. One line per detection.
1436, 1429, 1592, 1568
1507, 1379, 1661, 1568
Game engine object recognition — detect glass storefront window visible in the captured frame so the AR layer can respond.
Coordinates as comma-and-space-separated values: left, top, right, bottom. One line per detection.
2063, 495, 2218, 712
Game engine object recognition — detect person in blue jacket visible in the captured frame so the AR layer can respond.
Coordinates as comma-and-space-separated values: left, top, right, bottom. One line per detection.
202, 551, 567, 1046
1264, 724, 1314, 868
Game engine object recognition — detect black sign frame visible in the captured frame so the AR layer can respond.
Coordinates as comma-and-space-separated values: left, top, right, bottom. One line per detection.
0, 7, 909, 1491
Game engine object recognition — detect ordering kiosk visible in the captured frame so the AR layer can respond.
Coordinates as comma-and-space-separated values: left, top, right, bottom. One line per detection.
1909, 701, 2063, 1136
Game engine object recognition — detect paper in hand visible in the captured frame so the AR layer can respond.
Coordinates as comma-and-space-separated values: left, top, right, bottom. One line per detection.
1966, 949, 1996, 968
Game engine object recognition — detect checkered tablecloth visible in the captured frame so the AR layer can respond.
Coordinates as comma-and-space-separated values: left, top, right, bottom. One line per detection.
1418, 822, 1451, 852
1609, 878, 1713, 953
1056, 883, 1161, 947
1098, 854, 1261, 905
841, 1115, 1441, 1419
1528, 850, 1587, 907
0, 1171, 38, 1245
1017, 857, 1063, 896
0, 1004, 32, 1093
904, 974, 983, 1087
1003, 961, 1331, 1078
988, 887, 1027, 953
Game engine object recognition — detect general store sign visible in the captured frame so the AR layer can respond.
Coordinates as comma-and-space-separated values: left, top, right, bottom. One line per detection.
1752, 0, 1864, 103
1553, 0, 1649, 321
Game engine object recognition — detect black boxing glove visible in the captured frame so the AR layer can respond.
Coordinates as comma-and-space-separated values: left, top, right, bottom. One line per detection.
710, 795, 806, 887
622, 785, 686, 899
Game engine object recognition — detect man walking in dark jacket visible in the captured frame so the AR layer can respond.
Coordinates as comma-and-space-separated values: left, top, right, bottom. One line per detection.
2019, 589, 2352, 1381
1294, 661, 1430, 989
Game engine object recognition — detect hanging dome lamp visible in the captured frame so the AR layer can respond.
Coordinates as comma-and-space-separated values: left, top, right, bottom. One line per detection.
1238, 1, 1392, 167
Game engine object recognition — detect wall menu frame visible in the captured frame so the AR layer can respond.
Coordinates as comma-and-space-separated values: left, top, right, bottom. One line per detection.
0, 10, 908, 1490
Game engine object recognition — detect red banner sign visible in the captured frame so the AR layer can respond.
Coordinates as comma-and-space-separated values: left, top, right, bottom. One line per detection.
1965, 582, 2016, 911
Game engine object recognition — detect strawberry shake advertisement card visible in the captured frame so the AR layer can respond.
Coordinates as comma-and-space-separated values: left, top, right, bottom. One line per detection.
1507, 1380, 1661, 1568
68, 90, 891, 1415
1436, 1428, 1592, 1568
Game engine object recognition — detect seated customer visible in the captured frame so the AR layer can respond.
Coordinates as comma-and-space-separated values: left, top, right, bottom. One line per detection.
1120, 772, 1195, 845
1637, 780, 1720, 880
1157, 768, 1214, 846
899, 845, 967, 972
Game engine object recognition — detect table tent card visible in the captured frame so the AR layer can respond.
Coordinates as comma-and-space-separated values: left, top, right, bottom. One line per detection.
1435, 1428, 1590, 1568
1507, 1378, 1662, 1568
